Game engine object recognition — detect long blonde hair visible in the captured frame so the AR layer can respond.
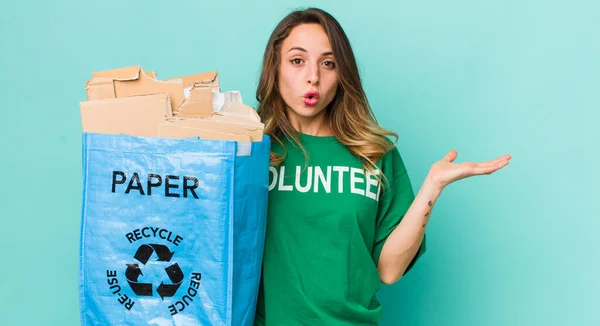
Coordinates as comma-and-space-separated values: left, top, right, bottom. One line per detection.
256, 8, 398, 182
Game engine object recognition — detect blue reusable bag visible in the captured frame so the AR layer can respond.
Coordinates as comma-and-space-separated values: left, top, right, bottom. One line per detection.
79, 132, 270, 326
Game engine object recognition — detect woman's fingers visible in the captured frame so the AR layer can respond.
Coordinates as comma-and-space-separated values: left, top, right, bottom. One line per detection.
444, 150, 458, 163
470, 159, 510, 175
468, 154, 512, 169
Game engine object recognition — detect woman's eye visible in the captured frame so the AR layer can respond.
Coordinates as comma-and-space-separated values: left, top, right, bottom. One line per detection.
291, 58, 303, 65
323, 61, 336, 68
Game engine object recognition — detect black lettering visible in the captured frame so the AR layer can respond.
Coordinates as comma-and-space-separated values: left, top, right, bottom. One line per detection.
188, 287, 197, 297
107, 277, 118, 285
183, 176, 199, 199
107, 270, 117, 278
191, 273, 202, 281
112, 171, 126, 193
133, 229, 142, 241
127, 227, 182, 244
125, 173, 145, 195
125, 232, 135, 243
190, 280, 200, 289
124, 299, 135, 310
169, 304, 178, 316
182, 295, 193, 305
117, 294, 128, 304
165, 175, 180, 197
110, 284, 121, 295
173, 235, 183, 246
175, 301, 185, 312
147, 174, 162, 196
159, 229, 168, 240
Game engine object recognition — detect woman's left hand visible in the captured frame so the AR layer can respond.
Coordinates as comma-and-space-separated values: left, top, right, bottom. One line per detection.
427, 150, 511, 189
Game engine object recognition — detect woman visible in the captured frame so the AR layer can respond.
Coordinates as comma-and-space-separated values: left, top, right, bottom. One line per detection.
254, 8, 510, 326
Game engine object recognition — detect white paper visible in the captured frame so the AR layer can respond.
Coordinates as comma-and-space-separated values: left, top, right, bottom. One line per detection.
212, 90, 243, 112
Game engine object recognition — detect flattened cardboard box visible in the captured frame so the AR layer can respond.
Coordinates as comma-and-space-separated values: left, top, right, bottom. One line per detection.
86, 65, 219, 118
80, 94, 171, 137
80, 66, 264, 142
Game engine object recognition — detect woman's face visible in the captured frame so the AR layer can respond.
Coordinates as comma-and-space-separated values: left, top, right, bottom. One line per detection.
278, 23, 338, 125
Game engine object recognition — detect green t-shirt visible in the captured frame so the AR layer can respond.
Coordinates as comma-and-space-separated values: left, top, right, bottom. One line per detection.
254, 132, 426, 326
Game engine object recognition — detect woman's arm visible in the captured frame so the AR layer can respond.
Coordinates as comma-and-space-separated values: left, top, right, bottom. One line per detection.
377, 150, 511, 284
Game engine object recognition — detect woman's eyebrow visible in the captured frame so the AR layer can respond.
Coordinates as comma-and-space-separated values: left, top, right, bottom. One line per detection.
287, 46, 307, 53
286, 47, 333, 57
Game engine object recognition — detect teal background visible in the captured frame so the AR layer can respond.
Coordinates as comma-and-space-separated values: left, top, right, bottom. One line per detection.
1, 0, 598, 325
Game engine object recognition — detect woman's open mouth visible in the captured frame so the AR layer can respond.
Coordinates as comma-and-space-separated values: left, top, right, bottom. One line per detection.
303, 91, 319, 106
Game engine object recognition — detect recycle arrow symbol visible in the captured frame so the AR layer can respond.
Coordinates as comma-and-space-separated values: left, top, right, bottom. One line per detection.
125, 264, 152, 296
125, 243, 181, 298
134, 244, 175, 264
157, 263, 184, 300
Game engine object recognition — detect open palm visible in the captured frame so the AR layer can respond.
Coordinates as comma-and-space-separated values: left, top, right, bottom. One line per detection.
428, 150, 512, 188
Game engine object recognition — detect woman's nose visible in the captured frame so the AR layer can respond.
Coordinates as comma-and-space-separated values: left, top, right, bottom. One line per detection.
306, 64, 320, 85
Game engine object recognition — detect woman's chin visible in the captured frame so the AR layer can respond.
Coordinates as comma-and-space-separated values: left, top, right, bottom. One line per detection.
288, 105, 326, 120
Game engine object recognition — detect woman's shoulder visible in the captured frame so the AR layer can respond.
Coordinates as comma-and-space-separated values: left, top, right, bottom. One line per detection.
378, 142, 410, 180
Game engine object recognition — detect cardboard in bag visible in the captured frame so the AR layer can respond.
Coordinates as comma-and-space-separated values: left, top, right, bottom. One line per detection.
157, 123, 252, 142
86, 65, 218, 117
79, 65, 264, 142
80, 93, 172, 137
78, 65, 270, 326
162, 119, 263, 142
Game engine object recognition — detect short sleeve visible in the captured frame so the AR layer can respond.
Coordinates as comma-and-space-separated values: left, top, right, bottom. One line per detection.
372, 148, 426, 275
